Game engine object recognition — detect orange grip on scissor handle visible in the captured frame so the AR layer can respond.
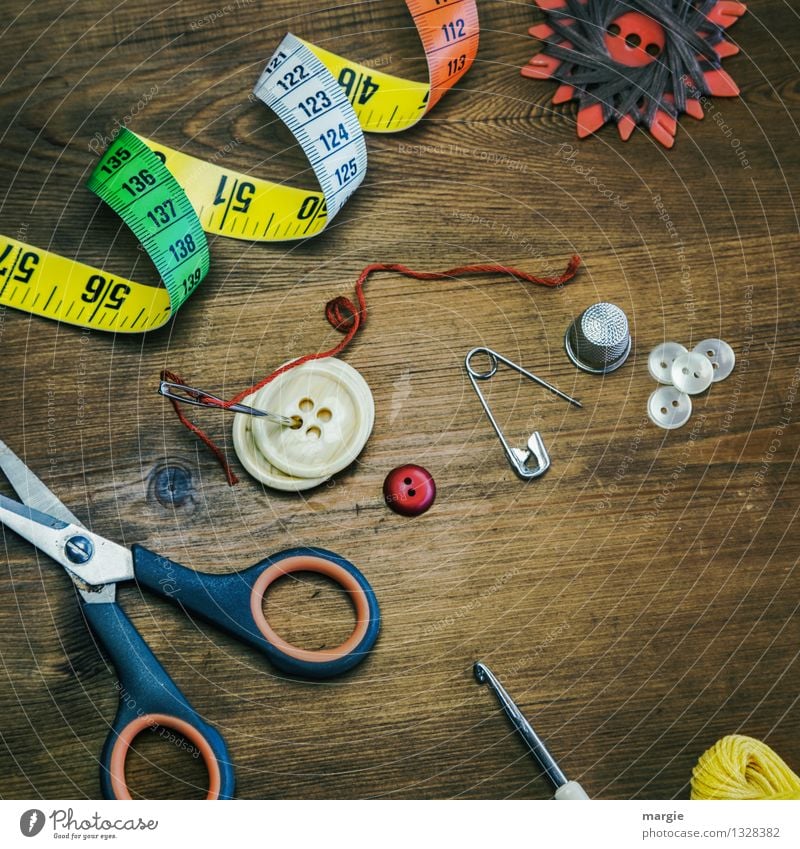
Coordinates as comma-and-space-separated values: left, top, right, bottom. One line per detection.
131, 545, 381, 679
81, 600, 235, 800
81, 546, 380, 799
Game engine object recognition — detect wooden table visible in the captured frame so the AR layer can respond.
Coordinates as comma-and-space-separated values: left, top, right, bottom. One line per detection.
1, 0, 798, 800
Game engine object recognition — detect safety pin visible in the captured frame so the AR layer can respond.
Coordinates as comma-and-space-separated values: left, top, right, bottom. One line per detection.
158, 381, 299, 428
465, 347, 581, 480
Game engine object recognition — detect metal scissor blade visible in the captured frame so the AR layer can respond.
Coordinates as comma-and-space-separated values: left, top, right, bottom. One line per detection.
0, 491, 77, 573
0, 439, 84, 528
0, 492, 70, 532
0, 493, 134, 588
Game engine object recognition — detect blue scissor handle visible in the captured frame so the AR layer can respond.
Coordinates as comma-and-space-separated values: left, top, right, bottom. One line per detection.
132, 545, 381, 679
81, 600, 235, 800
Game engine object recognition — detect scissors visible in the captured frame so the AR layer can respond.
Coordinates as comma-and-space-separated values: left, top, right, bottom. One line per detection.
0, 439, 380, 800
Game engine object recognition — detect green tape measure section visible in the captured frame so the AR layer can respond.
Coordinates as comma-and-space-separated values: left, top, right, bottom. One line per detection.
86, 128, 210, 317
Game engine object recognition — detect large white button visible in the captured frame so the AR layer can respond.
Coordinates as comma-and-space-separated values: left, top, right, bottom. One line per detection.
648, 386, 692, 429
648, 342, 687, 384
692, 338, 735, 382
251, 358, 374, 479
670, 352, 714, 394
232, 404, 328, 491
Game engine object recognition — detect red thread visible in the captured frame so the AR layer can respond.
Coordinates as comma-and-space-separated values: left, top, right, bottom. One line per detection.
162, 256, 581, 484
160, 370, 240, 485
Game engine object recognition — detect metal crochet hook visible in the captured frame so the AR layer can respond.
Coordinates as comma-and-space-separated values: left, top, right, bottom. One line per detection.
465, 347, 581, 480
474, 662, 589, 800
158, 381, 298, 427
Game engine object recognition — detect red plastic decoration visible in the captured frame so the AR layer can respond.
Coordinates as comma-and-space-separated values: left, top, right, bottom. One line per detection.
522, 0, 747, 148
603, 12, 666, 68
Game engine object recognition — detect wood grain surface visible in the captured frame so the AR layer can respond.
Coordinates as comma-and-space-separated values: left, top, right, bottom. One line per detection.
0, 0, 798, 800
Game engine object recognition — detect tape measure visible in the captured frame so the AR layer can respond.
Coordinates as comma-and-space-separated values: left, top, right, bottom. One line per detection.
310, 0, 479, 129
139, 1, 479, 242
140, 31, 369, 244
0, 0, 478, 332
1, 129, 208, 333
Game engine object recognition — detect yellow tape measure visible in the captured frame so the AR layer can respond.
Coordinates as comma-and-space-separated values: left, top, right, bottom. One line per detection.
143, 0, 479, 242
1, 130, 208, 333
143, 32, 370, 244
0, 0, 479, 333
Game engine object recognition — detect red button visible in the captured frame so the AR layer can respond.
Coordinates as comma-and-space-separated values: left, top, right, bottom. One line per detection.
383, 465, 436, 516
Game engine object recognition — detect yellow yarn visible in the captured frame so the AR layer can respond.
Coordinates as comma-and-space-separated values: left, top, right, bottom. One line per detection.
691, 735, 800, 800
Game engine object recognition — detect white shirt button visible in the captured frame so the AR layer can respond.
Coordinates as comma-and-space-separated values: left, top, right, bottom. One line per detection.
648, 386, 692, 429
692, 338, 735, 382
648, 341, 687, 383
670, 351, 714, 395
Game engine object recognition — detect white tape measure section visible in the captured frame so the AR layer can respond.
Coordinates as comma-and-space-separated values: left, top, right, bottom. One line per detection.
254, 33, 368, 222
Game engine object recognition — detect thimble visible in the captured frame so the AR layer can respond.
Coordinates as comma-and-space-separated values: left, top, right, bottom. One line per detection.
564, 302, 631, 374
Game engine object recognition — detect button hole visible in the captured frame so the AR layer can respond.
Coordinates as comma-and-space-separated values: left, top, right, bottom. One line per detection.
408, 488, 416, 497
299, 398, 314, 412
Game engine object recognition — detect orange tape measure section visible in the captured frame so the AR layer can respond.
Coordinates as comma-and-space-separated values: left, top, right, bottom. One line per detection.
411, 0, 479, 112
307, 0, 479, 132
